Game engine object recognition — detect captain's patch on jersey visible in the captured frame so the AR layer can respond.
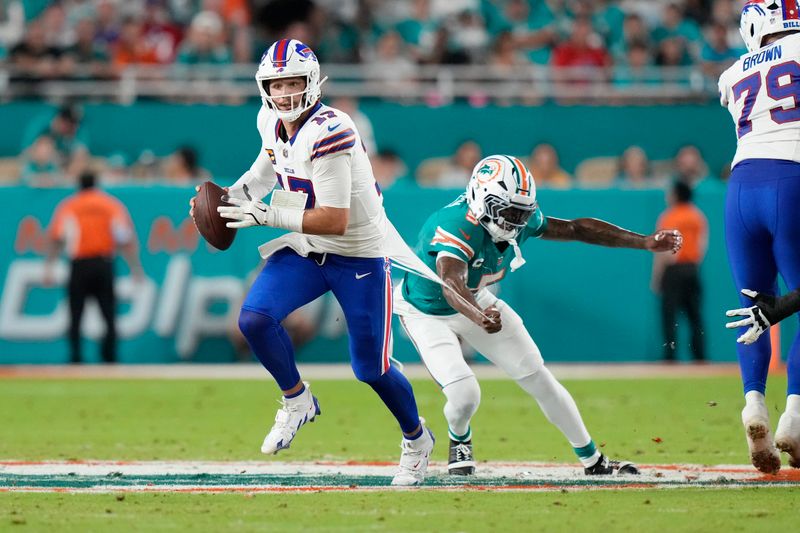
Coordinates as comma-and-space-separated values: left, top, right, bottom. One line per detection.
265, 148, 276, 165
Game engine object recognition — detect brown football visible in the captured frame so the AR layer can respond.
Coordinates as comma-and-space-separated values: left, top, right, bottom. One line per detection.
193, 181, 237, 251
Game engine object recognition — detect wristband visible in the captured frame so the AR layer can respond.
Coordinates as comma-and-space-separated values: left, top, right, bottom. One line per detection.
271, 207, 305, 233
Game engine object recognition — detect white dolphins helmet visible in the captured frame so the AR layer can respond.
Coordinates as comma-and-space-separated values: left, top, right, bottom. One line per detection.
255, 39, 327, 122
740, 0, 800, 53
466, 155, 538, 242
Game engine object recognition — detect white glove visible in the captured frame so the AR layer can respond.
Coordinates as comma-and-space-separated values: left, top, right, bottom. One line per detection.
217, 196, 271, 229
217, 190, 304, 232
725, 289, 771, 345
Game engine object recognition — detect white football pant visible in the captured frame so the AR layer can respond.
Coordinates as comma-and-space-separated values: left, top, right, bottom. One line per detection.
394, 284, 544, 385
394, 282, 594, 455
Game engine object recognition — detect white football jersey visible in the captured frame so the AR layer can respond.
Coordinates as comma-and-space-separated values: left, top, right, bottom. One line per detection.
719, 32, 800, 167
232, 102, 388, 258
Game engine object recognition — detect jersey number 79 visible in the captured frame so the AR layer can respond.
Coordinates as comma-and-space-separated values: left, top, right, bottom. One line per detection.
733, 61, 800, 138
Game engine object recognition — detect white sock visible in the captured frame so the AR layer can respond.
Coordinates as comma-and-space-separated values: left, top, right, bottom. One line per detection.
442, 376, 480, 441
284, 384, 309, 405
517, 367, 600, 467
745, 390, 766, 408
786, 394, 800, 415
742, 390, 769, 425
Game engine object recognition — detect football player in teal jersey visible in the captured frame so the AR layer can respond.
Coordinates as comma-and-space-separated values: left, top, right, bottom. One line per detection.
395, 155, 683, 476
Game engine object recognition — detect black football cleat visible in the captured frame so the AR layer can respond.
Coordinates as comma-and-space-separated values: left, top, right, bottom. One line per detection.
448, 439, 476, 475
584, 454, 640, 476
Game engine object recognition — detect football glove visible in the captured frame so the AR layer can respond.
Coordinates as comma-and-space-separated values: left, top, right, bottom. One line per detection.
217, 195, 272, 228
217, 184, 304, 232
725, 289, 800, 345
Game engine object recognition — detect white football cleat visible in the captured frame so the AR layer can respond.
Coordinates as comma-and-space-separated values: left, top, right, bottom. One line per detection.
775, 411, 800, 468
391, 421, 435, 486
741, 403, 781, 474
261, 382, 321, 455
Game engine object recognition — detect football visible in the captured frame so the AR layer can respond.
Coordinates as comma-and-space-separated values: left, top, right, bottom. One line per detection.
193, 181, 237, 251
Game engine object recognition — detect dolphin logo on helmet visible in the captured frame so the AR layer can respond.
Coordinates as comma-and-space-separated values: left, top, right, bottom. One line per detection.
466, 155, 538, 243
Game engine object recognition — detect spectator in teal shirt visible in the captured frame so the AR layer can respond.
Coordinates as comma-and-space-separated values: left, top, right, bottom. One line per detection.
494, 0, 557, 65
395, 0, 440, 62
20, 134, 63, 187
614, 40, 660, 89
592, 0, 626, 50
22, 105, 91, 180
611, 12, 652, 61
652, 3, 702, 52
176, 11, 232, 65
700, 22, 744, 78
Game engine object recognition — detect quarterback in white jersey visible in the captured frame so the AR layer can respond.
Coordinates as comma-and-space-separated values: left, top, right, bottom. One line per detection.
231, 98, 388, 258
718, 0, 800, 474
210, 38, 434, 486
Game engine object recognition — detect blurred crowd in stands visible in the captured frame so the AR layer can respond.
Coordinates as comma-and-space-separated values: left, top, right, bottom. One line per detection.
0, 0, 746, 81
1, 1, 737, 190
15, 103, 212, 187
11, 99, 726, 192
376, 136, 725, 193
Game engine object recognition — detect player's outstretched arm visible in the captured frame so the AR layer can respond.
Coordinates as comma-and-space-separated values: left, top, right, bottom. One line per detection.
726, 288, 800, 344
541, 217, 682, 253
436, 256, 501, 334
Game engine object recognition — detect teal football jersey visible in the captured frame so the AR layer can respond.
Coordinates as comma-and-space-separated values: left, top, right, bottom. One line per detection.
402, 195, 547, 315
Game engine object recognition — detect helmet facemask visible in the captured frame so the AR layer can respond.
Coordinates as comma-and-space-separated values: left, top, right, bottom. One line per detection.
481, 195, 536, 242
258, 73, 317, 123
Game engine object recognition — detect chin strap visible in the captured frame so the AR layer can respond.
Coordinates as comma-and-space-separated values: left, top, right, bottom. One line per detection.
508, 238, 526, 272
483, 219, 526, 272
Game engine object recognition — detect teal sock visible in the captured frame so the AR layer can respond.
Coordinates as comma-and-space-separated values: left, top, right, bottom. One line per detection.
574, 440, 601, 467
448, 426, 472, 442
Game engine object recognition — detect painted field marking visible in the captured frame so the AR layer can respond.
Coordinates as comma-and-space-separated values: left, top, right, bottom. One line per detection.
1, 461, 797, 493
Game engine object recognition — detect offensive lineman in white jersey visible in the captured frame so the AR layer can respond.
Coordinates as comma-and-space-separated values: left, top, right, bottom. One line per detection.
718, 0, 800, 473
208, 39, 435, 485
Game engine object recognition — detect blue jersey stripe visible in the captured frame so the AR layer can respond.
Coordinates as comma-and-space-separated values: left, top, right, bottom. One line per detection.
311, 139, 357, 160
313, 129, 355, 150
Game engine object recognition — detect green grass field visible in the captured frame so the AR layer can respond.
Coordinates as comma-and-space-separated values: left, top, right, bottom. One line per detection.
2, 375, 797, 531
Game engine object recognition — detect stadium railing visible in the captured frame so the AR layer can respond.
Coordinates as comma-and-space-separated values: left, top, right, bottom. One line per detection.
0, 64, 716, 103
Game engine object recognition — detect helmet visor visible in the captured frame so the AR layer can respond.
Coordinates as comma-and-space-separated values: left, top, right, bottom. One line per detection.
499, 205, 534, 228
485, 195, 537, 233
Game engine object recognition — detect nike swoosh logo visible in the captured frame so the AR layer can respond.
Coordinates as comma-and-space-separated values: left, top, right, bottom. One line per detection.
355, 272, 372, 279
459, 229, 472, 240
327, 123, 340, 132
